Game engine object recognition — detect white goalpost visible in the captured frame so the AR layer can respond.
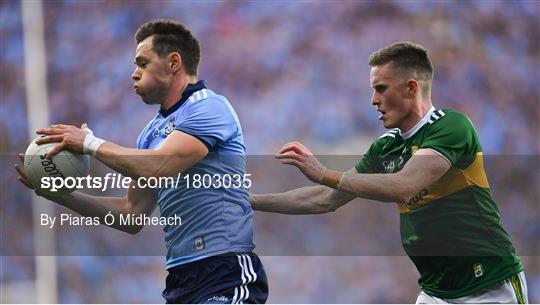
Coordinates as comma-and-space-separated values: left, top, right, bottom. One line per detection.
19, 0, 58, 303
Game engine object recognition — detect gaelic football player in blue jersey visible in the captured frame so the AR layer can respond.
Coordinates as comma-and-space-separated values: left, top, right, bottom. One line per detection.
16, 20, 267, 304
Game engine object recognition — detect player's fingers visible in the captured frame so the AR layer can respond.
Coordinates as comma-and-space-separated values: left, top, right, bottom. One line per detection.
45, 143, 65, 159
36, 128, 65, 135
274, 149, 297, 158
17, 177, 35, 190
278, 144, 307, 155
278, 141, 300, 152
279, 146, 307, 156
14, 163, 29, 180
275, 152, 304, 162
15, 165, 34, 189
18, 153, 25, 162
277, 144, 294, 154
294, 142, 312, 155
284, 141, 310, 153
280, 159, 303, 168
49, 124, 69, 129
35, 135, 63, 145
278, 155, 304, 165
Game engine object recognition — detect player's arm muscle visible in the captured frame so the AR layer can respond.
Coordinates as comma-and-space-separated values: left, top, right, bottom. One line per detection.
94, 130, 208, 179
54, 181, 157, 234
251, 168, 357, 214
338, 149, 450, 203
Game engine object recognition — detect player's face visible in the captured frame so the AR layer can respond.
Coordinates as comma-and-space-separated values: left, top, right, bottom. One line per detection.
131, 36, 171, 105
370, 63, 414, 130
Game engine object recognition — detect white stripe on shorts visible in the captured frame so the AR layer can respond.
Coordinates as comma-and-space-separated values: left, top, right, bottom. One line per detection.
232, 254, 257, 304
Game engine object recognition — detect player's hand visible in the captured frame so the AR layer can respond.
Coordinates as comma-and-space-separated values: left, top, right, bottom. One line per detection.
275, 141, 326, 184
14, 153, 35, 190
15, 153, 63, 200
14, 153, 48, 198
35, 123, 90, 158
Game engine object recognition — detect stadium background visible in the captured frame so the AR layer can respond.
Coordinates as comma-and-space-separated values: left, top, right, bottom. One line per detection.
1, 0, 539, 303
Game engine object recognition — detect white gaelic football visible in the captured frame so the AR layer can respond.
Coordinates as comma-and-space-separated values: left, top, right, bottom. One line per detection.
24, 136, 90, 196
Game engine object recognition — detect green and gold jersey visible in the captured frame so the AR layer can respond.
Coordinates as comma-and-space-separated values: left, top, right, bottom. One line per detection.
355, 107, 523, 299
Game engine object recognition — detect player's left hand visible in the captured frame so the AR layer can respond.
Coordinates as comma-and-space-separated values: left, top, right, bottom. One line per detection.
35, 123, 90, 158
275, 141, 326, 184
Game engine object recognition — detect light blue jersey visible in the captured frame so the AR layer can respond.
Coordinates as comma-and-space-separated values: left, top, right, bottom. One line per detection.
136, 80, 255, 269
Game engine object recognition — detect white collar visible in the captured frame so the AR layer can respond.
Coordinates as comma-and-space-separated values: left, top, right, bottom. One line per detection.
399, 106, 436, 140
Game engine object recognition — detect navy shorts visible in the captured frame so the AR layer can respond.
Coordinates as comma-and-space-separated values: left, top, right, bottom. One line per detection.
162, 252, 268, 304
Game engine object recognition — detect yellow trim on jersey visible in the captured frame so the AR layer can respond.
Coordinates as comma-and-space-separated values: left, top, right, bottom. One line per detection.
398, 152, 490, 213
510, 273, 526, 304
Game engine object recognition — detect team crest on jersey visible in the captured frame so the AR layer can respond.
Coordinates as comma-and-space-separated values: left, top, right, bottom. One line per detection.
473, 263, 484, 278
164, 118, 176, 135
152, 127, 160, 138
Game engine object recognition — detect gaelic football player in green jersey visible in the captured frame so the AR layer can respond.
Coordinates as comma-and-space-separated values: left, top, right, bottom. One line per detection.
250, 42, 528, 303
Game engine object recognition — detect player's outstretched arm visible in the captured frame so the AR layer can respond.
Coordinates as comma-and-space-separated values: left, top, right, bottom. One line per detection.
15, 153, 156, 234
337, 149, 450, 202
34, 124, 208, 179
276, 142, 450, 203
250, 169, 357, 215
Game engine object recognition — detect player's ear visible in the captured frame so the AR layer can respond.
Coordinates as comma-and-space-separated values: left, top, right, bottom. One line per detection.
168, 52, 182, 74
407, 79, 419, 97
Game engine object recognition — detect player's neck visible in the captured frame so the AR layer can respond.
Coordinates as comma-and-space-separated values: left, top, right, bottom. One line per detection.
160, 75, 199, 111
399, 100, 432, 133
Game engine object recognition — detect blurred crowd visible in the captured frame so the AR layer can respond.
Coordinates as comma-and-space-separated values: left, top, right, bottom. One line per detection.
1, 0, 539, 303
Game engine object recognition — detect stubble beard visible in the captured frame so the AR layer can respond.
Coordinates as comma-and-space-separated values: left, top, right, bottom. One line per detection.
139, 83, 168, 105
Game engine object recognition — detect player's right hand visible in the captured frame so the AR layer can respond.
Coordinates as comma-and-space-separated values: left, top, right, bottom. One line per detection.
275, 141, 327, 184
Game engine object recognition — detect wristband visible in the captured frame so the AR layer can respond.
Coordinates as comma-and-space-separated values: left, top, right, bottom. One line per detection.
83, 132, 105, 156
320, 169, 343, 189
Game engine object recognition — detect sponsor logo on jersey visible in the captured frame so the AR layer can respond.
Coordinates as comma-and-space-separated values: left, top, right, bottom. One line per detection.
383, 160, 396, 172
406, 188, 428, 207
383, 156, 406, 172
396, 156, 405, 170
207, 296, 229, 302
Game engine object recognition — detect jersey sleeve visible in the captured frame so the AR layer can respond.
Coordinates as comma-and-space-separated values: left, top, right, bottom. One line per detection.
136, 118, 155, 149
175, 97, 238, 150
136, 132, 144, 149
420, 111, 480, 169
355, 141, 383, 174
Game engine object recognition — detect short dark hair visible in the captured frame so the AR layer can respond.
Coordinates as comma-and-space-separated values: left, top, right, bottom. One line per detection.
135, 20, 200, 76
368, 42, 433, 82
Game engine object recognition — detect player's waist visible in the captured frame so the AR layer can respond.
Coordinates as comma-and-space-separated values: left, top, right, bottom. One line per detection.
166, 246, 256, 270
417, 258, 524, 299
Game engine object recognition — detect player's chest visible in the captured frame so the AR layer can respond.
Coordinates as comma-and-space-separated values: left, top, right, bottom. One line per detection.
142, 117, 177, 149
378, 140, 422, 173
